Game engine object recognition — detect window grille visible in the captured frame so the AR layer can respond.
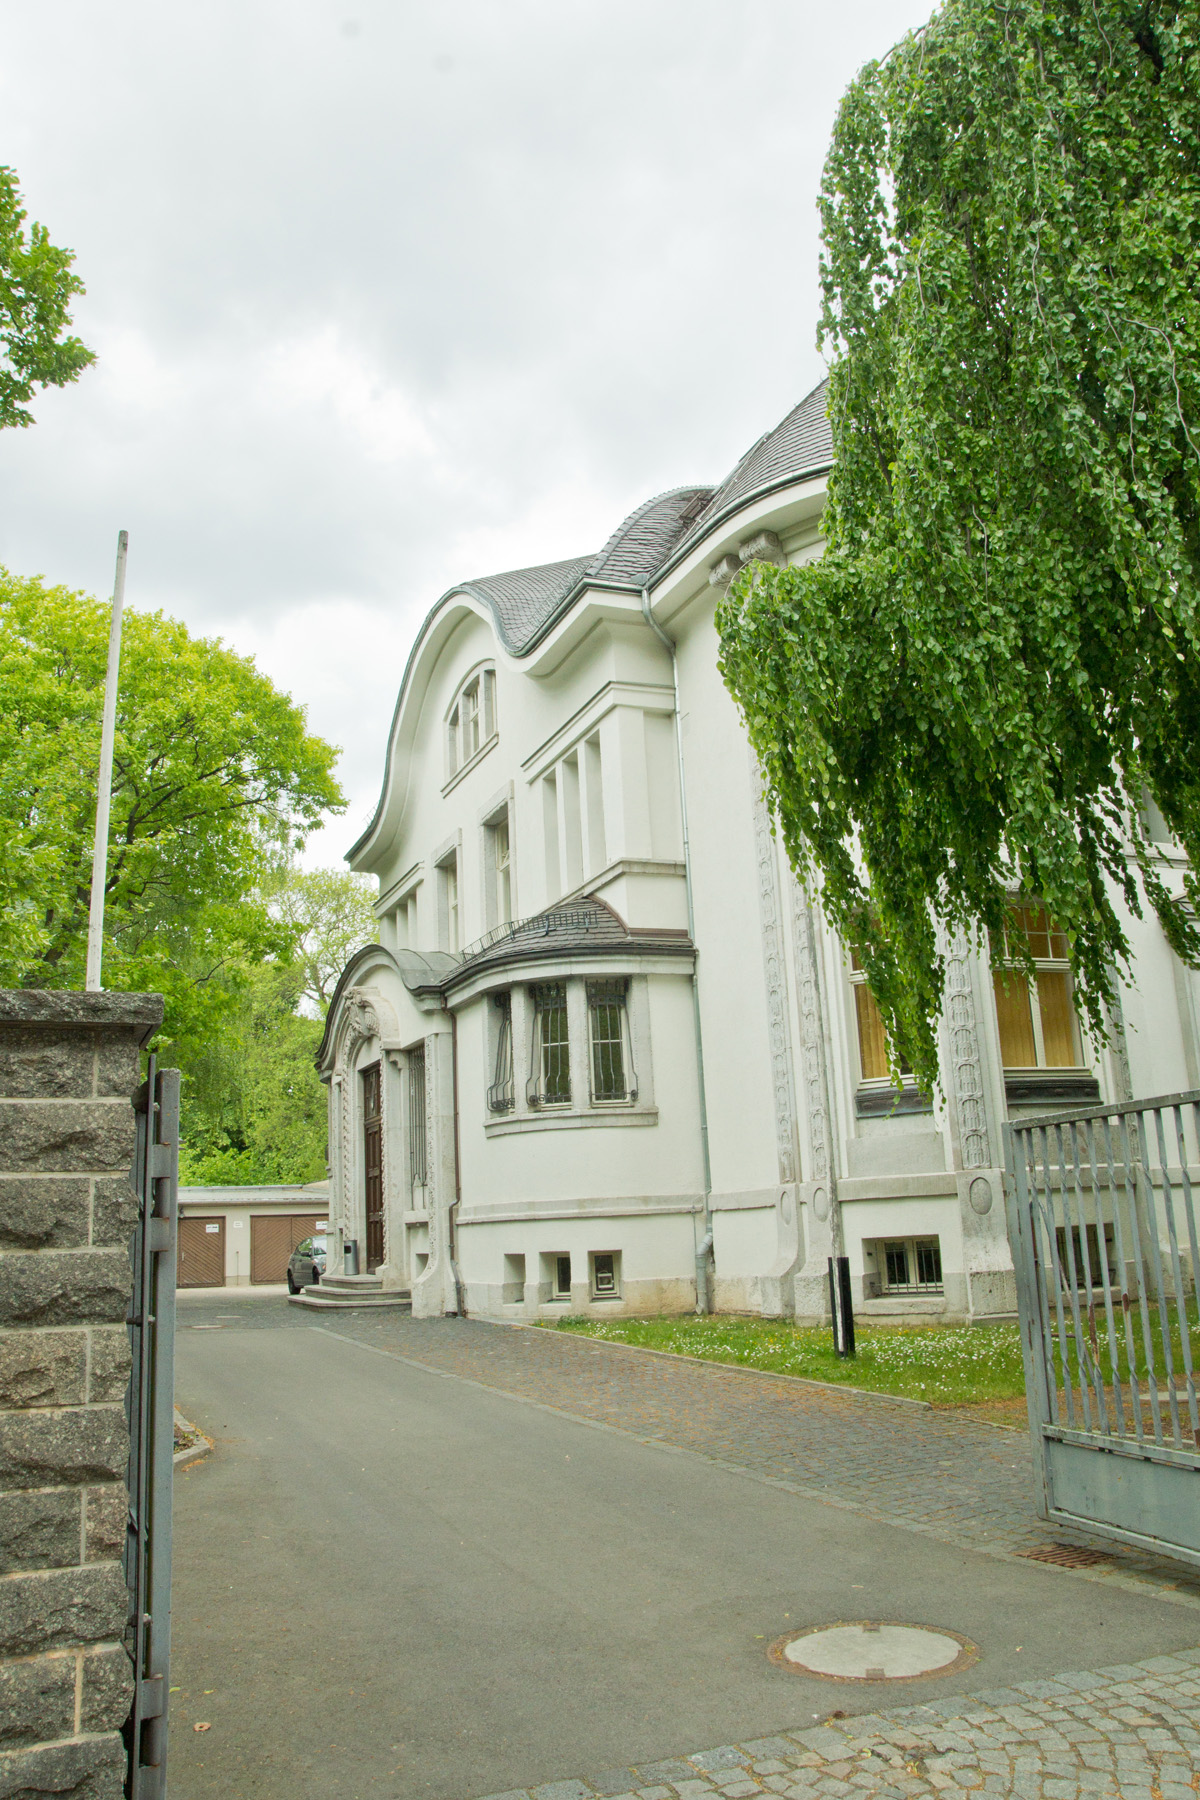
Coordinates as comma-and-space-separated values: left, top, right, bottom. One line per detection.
875, 1235, 943, 1295
991, 903, 1085, 1070
488, 993, 514, 1112
529, 982, 570, 1106
408, 1046, 427, 1187
588, 979, 635, 1103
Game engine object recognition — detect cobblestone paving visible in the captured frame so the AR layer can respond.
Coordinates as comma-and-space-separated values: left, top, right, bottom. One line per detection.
317, 1315, 1200, 1593
471, 1651, 1200, 1800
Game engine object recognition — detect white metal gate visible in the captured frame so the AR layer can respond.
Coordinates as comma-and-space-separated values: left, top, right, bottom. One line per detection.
1004, 1091, 1200, 1567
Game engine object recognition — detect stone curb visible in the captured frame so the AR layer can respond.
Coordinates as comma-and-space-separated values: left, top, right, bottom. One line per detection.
173, 1409, 211, 1469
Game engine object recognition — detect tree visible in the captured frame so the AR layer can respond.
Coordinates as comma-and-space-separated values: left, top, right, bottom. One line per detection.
176, 962, 330, 1186
176, 866, 379, 1185
0, 568, 344, 1052
717, 0, 1200, 1091
0, 167, 94, 428
265, 865, 378, 1014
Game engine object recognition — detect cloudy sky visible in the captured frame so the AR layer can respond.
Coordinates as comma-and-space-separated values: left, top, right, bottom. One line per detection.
0, 0, 929, 867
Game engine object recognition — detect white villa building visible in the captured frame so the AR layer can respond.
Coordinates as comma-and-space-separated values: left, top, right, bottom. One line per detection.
317, 380, 1197, 1323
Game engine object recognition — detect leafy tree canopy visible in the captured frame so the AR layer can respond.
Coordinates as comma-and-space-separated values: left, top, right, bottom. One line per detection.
717, 0, 1200, 1091
0, 568, 344, 1051
177, 867, 378, 1185
264, 864, 378, 1015
0, 167, 94, 427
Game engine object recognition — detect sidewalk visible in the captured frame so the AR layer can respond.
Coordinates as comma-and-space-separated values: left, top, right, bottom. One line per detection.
473, 1650, 1200, 1800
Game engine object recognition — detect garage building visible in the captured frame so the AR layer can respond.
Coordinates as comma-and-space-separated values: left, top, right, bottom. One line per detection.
177, 1184, 331, 1288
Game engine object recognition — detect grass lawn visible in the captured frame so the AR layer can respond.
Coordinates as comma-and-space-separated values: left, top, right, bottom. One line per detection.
547, 1314, 1028, 1411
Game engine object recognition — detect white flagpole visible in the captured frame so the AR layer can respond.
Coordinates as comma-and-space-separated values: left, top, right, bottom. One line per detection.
85, 530, 129, 992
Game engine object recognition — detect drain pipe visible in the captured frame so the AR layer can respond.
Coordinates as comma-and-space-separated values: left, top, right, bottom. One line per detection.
641, 586, 714, 1312
447, 1007, 467, 1317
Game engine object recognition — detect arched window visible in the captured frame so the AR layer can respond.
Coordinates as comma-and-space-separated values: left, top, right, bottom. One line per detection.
446, 666, 497, 778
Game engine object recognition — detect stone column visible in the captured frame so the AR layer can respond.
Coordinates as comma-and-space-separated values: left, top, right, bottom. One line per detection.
790, 890, 841, 1323
411, 1025, 459, 1318
938, 936, 1015, 1318
0, 990, 162, 1800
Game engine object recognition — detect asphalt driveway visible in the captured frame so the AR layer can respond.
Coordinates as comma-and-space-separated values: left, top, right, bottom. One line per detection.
168, 1297, 1200, 1800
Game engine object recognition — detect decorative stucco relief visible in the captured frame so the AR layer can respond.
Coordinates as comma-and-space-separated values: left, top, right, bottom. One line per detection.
944, 934, 991, 1170
790, 883, 831, 1189
333, 988, 382, 1238
748, 756, 798, 1184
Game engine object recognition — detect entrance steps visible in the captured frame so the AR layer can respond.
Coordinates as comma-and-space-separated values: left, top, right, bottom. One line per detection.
288, 1272, 412, 1312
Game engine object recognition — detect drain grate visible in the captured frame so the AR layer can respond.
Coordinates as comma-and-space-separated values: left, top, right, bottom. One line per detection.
1018, 1542, 1112, 1569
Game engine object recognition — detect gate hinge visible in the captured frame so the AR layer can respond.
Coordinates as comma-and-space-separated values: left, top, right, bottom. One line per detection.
140, 1674, 165, 1719
148, 1218, 172, 1254
149, 1142, 176, 1181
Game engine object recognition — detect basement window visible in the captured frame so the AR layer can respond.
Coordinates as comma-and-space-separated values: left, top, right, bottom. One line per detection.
590, 1252, 620, 1299
864, 1236, 943, 1297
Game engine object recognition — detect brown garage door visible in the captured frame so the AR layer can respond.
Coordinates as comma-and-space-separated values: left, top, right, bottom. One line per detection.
250, 1214, 326, 1285
177, 1216, 226, 1288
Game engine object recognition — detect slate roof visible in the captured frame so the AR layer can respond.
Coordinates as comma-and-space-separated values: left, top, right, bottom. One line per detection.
442, 895, 693, 993
663, 379, 833, 573
450, 381, 831, 657
457, 487, 713, 656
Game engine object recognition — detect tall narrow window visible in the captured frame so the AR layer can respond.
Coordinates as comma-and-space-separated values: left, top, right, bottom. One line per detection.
489, 993, 514, 1112
583, 733, 606, 873
482, 667, 496, 740
530, 982, 570, 1106
588, 979, 634, 1102
408, 1046, 427, 1188
542, 773, 560, 898
494, 816, 512, 924
440, 855, 460, 952
447, 706, 460, 777
461, 679, 480, 760
992, 904, 1084, 1069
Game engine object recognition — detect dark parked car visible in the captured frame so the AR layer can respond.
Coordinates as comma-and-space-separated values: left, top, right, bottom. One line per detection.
286, 1234, 327, 1294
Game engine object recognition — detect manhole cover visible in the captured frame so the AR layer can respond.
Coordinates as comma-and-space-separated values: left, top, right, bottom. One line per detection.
768, 1621, 978, 1682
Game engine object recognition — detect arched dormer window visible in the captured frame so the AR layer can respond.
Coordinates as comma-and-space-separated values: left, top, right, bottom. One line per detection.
446, 665, 497, 781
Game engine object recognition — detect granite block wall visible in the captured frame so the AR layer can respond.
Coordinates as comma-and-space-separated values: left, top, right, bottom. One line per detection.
0, 991, 163, 1800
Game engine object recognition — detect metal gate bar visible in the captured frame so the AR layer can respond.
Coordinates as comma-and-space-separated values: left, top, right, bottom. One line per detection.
1005, 1090, 1200, 1567
127, 1061, 179, 1798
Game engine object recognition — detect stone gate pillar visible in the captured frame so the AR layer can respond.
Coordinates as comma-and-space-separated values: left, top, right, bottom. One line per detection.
0, 990, 162, 1799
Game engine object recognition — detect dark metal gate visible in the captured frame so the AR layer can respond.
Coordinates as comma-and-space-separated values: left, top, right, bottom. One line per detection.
1005, 1090, 1200, 1568
127, 1060, 179, 1798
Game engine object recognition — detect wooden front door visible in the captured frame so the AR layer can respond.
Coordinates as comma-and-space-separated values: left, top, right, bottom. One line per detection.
177, 1216, 225, 1288
362, 1063, 384, 1273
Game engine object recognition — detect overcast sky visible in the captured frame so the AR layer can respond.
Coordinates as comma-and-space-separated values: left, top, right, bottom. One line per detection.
0, 0, 929, 868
